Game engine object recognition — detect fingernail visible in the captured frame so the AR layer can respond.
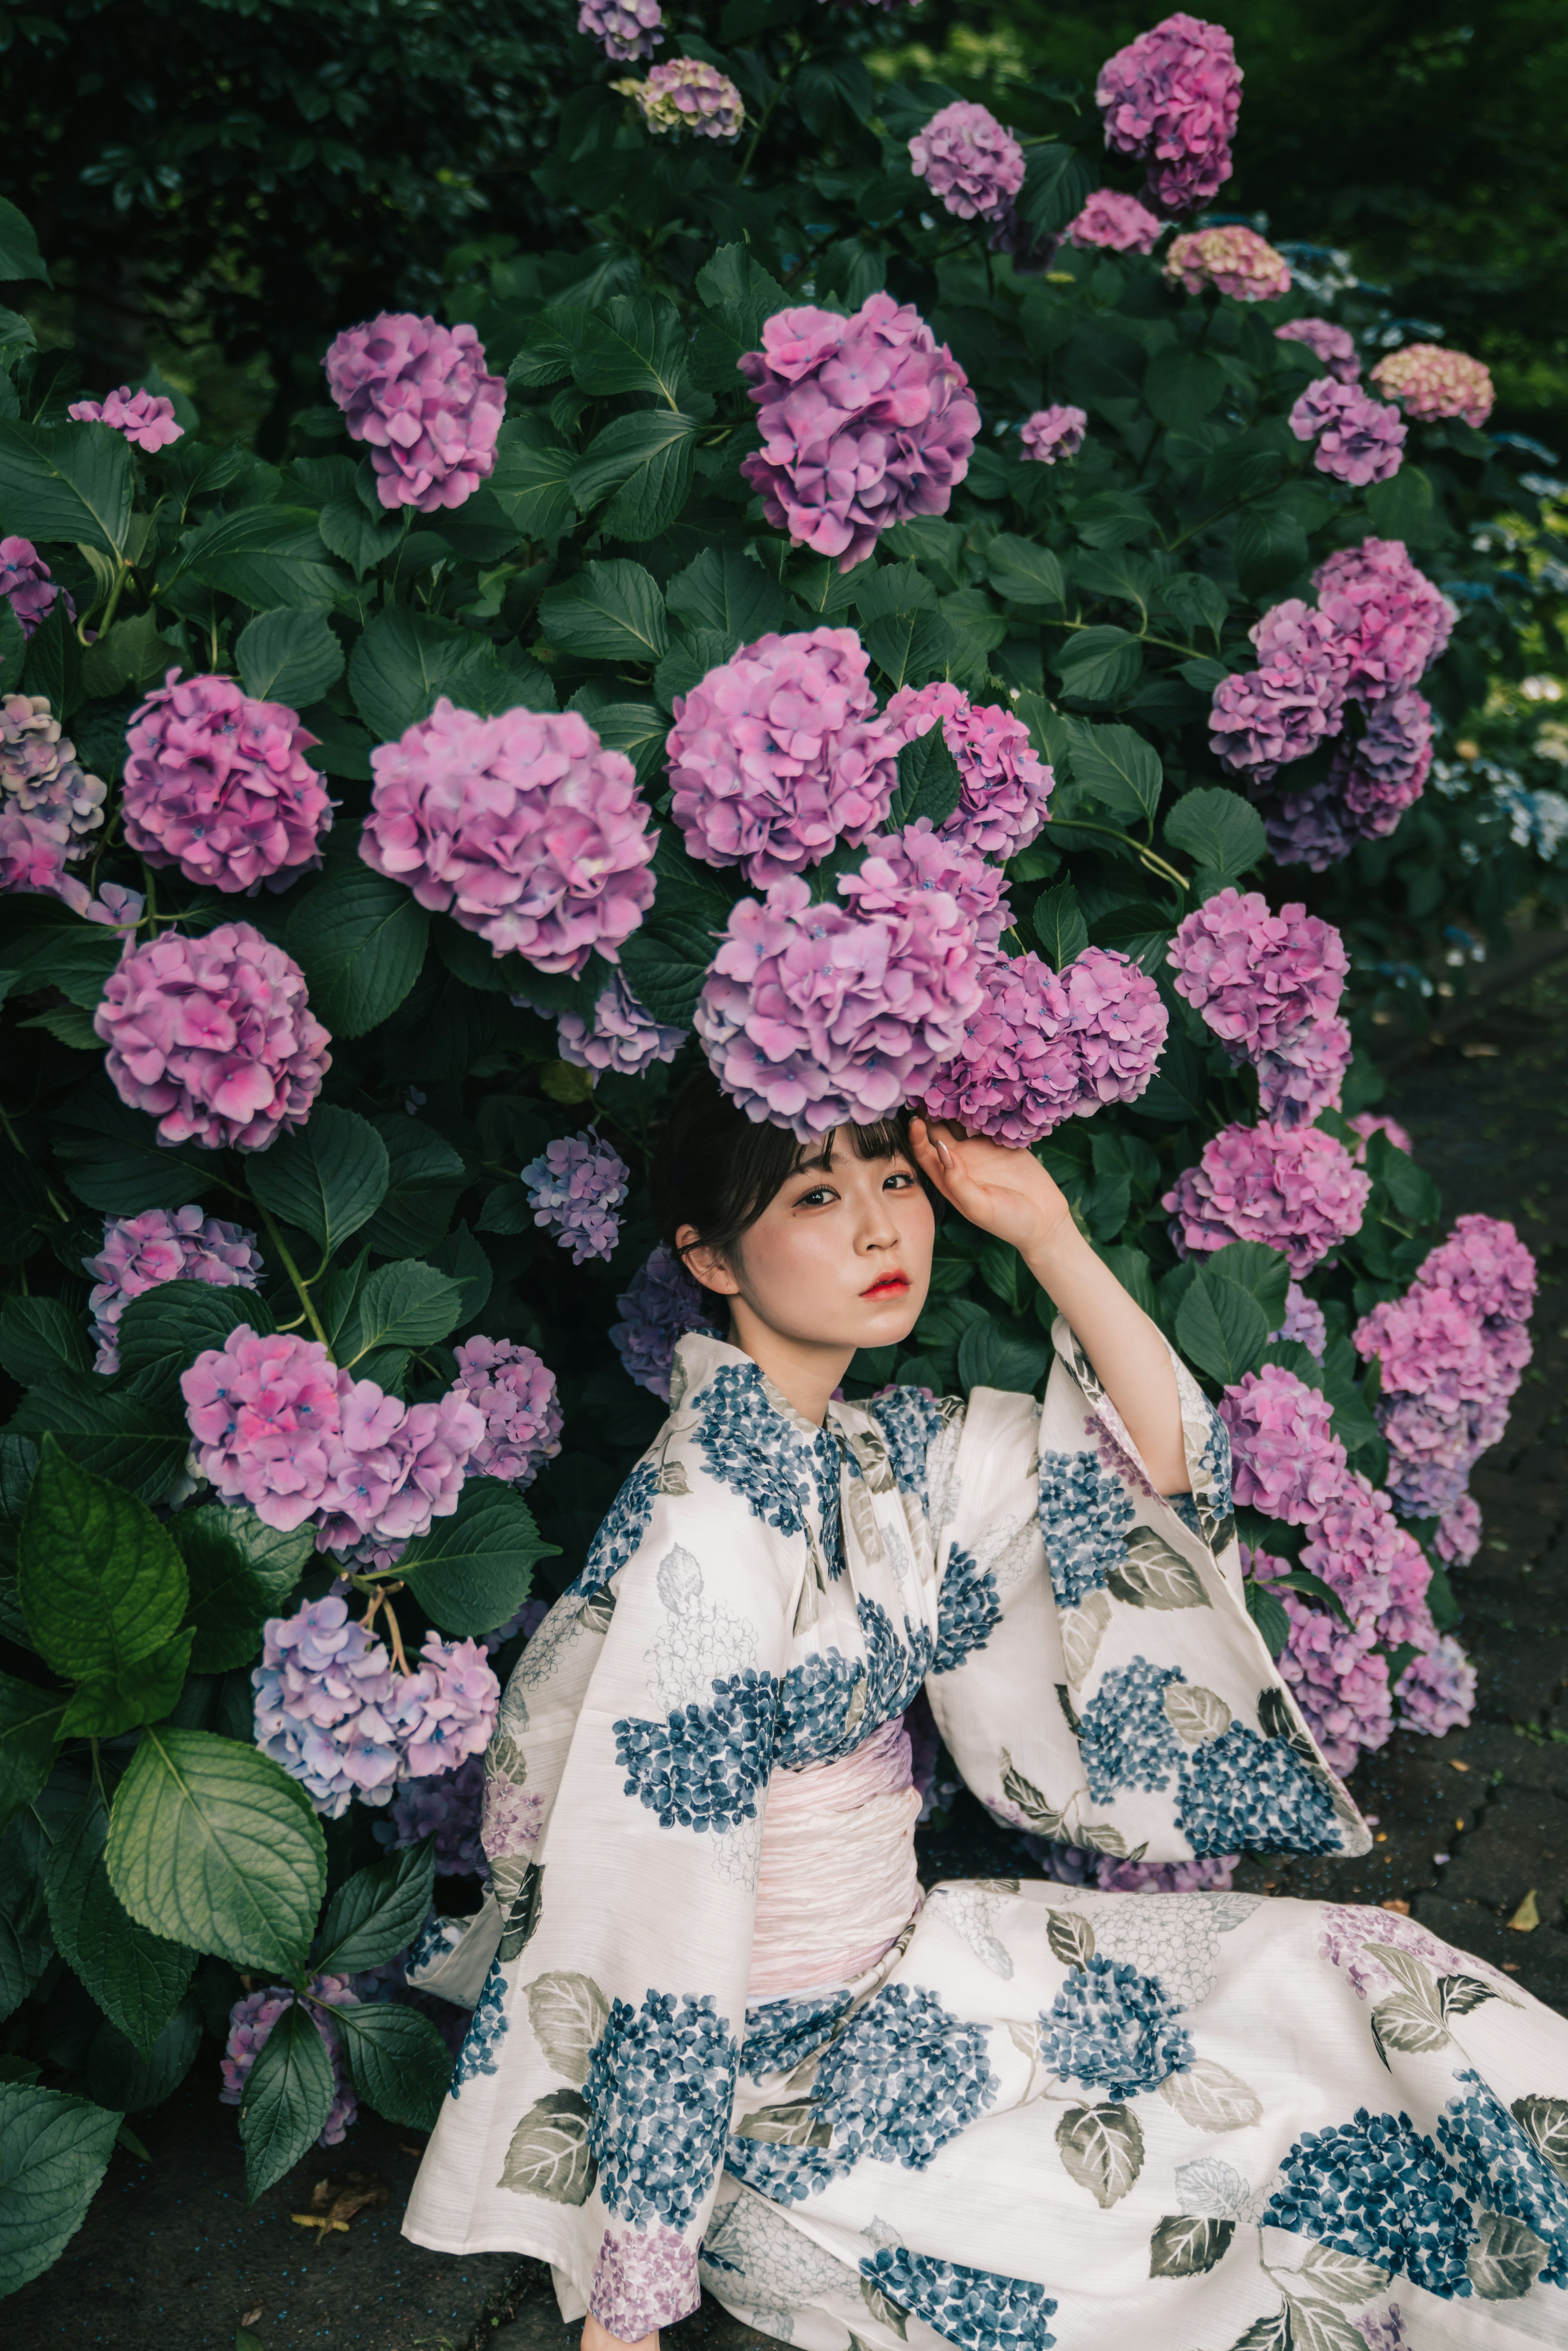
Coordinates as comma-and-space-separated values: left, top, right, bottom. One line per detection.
935, 1139, 953, 1170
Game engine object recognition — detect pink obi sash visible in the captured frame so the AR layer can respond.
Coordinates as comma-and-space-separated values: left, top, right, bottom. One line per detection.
746, 1715, 923, 2002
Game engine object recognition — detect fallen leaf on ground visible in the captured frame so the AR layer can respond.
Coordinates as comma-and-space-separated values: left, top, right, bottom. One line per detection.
241, 2311, 263, 2329
291, 2170, 391, 2234
1450, 1759, 1470, 1772
1509, 1888, 1541, 1931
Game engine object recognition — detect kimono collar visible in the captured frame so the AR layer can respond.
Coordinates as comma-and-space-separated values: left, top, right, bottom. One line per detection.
668, 1330, 846, 1448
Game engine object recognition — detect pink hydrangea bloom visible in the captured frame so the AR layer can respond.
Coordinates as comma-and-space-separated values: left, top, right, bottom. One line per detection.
554, 972, 685, 1074
1354, 1286, 1499, 1411
918, 946, 1083, 1145
323, 313, 505, 513
0, 693, 107, 838
251, 1594, 431, 1811
122, 670, 332, 893
908, 101, 1025, 221
1208, 648, 1343, 782
84, 1205, 263, 1374
222, 1977, 357, 2141
1296, 1470, 1412, 1627
0, 537, 71, 637
1054, 944, 1169, 1109
1435, 1492, 1482, 1567
610, 1243, 720, 1399
1396, 1636, 1477, 1737
482, 1776, 546, 1863
886, 680, 1055, 858
590, 2223, 699, 2340
312, 1380, 482, 1556
68, 384, 183, 453
1370, 344, 1494, 429
363, 699, 656, 976
1289, 378, 1406, 488
1020, 405, 1087, 465
1065, 190, 1164, 254
838, 817, 1010, 949
625, 58, 744, 140
372, 1750, 488, 1874
1256, 1010, 1352, 1128
1312, 538, 1456, 703
1096, 12, 1241, 214
1324, 690, 1434, 843
579, 0, 662, 59
739, 294, 980, 572
95, 922, 330, 1152
1270, 1279, 1327, 1361
694, 868, 984, 1141
1348, 1110, 1414, 1162
1165, 1119, 1371, 1277
1275, 318, 1360, 383
0, 806, 89, 915
1164, 226, 1290, 302
666, 628, 898, 886
1417, 1212, 1537, 1331
1167, 886, 1348, 1055
1376, 1535, 1436, 1653
521, 1132, 629, 1263
1278, 1587, 1393, 1775
1219, 1364, 1347, 1524
452, 1336, 563, 1486
400, 1631, 500, 1778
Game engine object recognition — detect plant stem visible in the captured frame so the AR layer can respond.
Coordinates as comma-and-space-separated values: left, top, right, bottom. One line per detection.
256, 1206, 330, 1347
1053, 818, 1190, 890
0, 1099, 71, 1221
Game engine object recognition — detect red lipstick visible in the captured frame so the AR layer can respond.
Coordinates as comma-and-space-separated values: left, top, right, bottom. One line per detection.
861, 1272, 910, 1299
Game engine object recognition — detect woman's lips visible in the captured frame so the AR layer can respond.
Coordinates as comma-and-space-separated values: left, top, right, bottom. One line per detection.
861, 1273, 910, 1299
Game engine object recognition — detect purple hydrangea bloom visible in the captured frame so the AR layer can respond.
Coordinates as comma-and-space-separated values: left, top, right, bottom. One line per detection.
1020, 405, 1087, 465
1096, 12, 1242, 214
1299, 1471, 1420, 1627
0, 537, 72, 638
1289, 378, 1406, 488
1257, 778, 1358, 871
908, 102, 1026, 221
886, 680, 1055, 859
371, 1750, 488, 1875
323, 313, 505, 513
363, 699, 656, 976
95, 922, 331, 1152
1, 693, 107, 838
579, 0, 662, 59
68, 384, 183, 452
1278, 1586, 1392, 1775
739, 294, 980, 571
452, 1336, 563, 1485
1269, 1279, 1327, 1361
1219, 1365, 1347, 1524
1275, 318, 1361, 382
1255, 1010, 1353, 1128
1165, 226, 1290, 301
122, 669, 332, 894
1208, 649, 1343, 783
838, 816, 1011, 948
1165, 1119, 1371, 1277
1330, 689, 1434, 839
624, 58, 744, 140
1065, 191, 1164, 254
1396, 1636, 1477, 1737
221, 1977, 358, 2141
521, 1132, 630, 1263
1370, 344, 1494, 428
85, 1206, 263, 1374
922, 943, 1167, 1141
554, 971, 686, 1074
1312, 539, 1456, 703
1435, 1493, 1482, 1566
1167, 886, 1348, 1056
667, 628, 898, 886
1419, 1212, 1537, 1330
610, 1244, 720, 1399
0, 807, 91, 916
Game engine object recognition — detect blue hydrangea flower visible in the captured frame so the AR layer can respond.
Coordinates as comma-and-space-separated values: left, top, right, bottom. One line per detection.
1176, 1724, 1342, 1857
813, 1981, 998, 2169
449, 1955, 509, 2097
1439, 2071, 1568, 2289
742, 1987, 854, 2079
1168, 1493, 1203, 1541
860, 2249, 1058, 2351
615, 1671, 780, 1832
695, 1363, 843, 1573
1037, 1449, 1134, 1609
860, 1595, 933, 1727
932, 1547, 1002, 1675
1196, 1399, 1233, 1520
1265, 2108, 1478, 2298
1036, 1955, 1193, 2102
586, 1989, 739, 2231
724, 2133, 846, 2204
1078, 1656, 1185, 1802
774, 1647, 864, 1770
575, 1458, 659, 1596
869, 1386, 944, 1509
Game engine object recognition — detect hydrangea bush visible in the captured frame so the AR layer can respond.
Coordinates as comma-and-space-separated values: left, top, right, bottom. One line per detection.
0, 10, 1543, 2287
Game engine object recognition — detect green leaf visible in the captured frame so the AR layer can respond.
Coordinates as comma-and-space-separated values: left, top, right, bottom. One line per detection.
428, 1222, 494, 1327
334, 2000, 453, 2132
314, 1838, 438, 1976
498, 2086, 597, 2203
985, 534, 1066, 609
956, 1318, 1050, 1396
106, 1726, 326, 1976
172, 1506, 315, 1675
18, 1435, 187, 1683
1175, 1270, 1270, 1386
1053, 626, 1143, 703
234, 608, 345, 706
570, 410, 698, 543
16, 1002, 100, 1051
1164, 787, 1266, 883
361, 1116, 468, 1259
1148, 2213, 1236, 2277
1202, 1241, 1291, 1332
1365, 464, 1438, 549
339, 1260, 466, 1361
247, 1104, 390, 1256
1063, 721, 1163, 824
0, 1295, 92, 1386
51, 1085, 219, 1215
0, 2084, 120, 2295
347, 606, 506, 740
85, 1988, 203, 2115
1245, 1577, 1290, 1656
45, 1792, 197, 2055
1202, 428, 1288, 506
398, 1475, 557, 1635
238, 1997, 334, 2204
316, 494, 404, 580
20, 597, 84, 718
618, 916, 716, 1030
178, 504, 343, 610
1143, 347, 1227, 432
1233, 508, 1309, 601
8, 1370, 188, 1502
285, 857, 429, 1038
78, 609, 181, 699
887, 725, 963, 829
538, 560, 670, 664
1056, 2102, 1144, 2208
489, 436, 577, 542
0, 419, 131, 556
568, 685, 668, 788
1032, 880, 1090, 969
1466, 2208, 1550, 2300
666, 546, 797, 643
571, 295, 690, 406
115, 1280, 272, 1391
4, 918, 122, 1009
59, 1626, 196, 1738
0, 198, 50, 285
0, 1671, 64, 1834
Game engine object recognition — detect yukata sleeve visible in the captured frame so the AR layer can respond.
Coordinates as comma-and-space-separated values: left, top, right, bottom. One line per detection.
920, 1315, 1372, 1870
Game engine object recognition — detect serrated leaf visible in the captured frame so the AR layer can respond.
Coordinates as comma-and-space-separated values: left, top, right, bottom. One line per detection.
172, 1505, 314, 1675
999, 1747, 1067, 1840
1053, 626, 1143, 703
526, 1970, 610, 2087
315, 1838, 438, 1975
1246, 1577, 1290, 1656
1149, 2213, 1236, 2277
398, 1475, 557, 1636
59, 1625, 196, 1739
489, 435, 577, 542
45, 1792, 197, 2055
538, 559, 669, 663
238, 1997, 334, 2204
18, 1435, 187, 1682
985, 534, 1066, 609
1063, 721, 1163, 825
0, 1671, 63, 1834
1163, 1684, 1232, 1745
7, 1369, 187, 1502
666, 546, 797, 644
571, 295, 690, 407
1158, 2059, 1262, 2132
0, 2083, 120, 2295
115, 1280, 272, 1392
1046, 1910, 1096, 1970
1513, 2093, 1568, 2182
347, 606, 501, 740
1466, 2209, 1548, 2300
1106, 1525, 1212, 1611
570, 409, 698, 542
1056, 2102, 1143, 2207
1061, 1588, 1111, 1685
1204, 1240, 1292, 1330
499, 1860, 545, 1963
1368, 1990, 1449, 2055
1227, 2314, 1291, 2351
499, 2087, 597, 2203
0, 198, 49, 285
887, 724, 963, 829
1296, 2244, 1390, 2305
1363, 1943, 1442, 2008
179, 504, 343, 610
51, 1085, 218, 1216
285, 856, 429, 1038
1164, 788, 1266, 884
0, 418, 131, 556
247, 1103, 390, 1255
334, 1999, 453, 2131
1032, 881, 1089, 970
1176, 1269, 1270, 1386
0, 1295, 92, 1386
1282, 2300, 1374, 2351
234, 607, 345, 706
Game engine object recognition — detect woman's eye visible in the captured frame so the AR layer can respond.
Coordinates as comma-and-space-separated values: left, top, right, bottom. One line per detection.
884, 1171, 915, 1190
797, 1187, 834, 1208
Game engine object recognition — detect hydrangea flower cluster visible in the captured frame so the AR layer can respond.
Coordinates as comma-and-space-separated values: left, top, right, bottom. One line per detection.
323, 312, 505, 512
1396, 1637, 1478, 1738
1274, 318, 1360, 382
667, 628, 898, 885
1020, 406, 1087, 465
1207, 603, 1348, 783
84, 1206, 263, 1374
121, 670, 332, 893
251, 1595, 499, 1815
694, 867, 984, 1141
1348, 1110, 1413, 1161
1300, 689, 1436, 864
1219, 1366, 1347, 1524
620, 58, 744, 139
1276, 1583, 1393, 1776
1370, 343, 1495, 427
739, 293, 980, 571
0, 693, 107, 838
908, 101, 1025, 221
921, 944, 1168, 1145
371, 1750, 488, 1875
1164, 1120, 1371, 1276
838, 817, 1009, 948
554, 973, 686, 1075
1095, 12, 1242, 214
1270, 1279, 1327, 1360
1298, 1473, 1429, 1628
68, 384, 183, 452
886, 680, 1055, 858
0, 807, 90, 915
451, 1337, 563, 1486
579, 0, 662, 59
221, 1977, 358, 2141
1314, 538, 1457, 701
1289, 378, 1406, 488
0, 537, 71, 637
362, 698, 656, 975
1065, 191, 1164, 253
1435, 1491, 1482, 1567
1167, 887, 1348, 1054
610, 1244, 720, 1399
1036, 1954, 1194, 2100
1164, 226, 1290, 302
521, 1132, 630, 1263
95, 922, 330, 1151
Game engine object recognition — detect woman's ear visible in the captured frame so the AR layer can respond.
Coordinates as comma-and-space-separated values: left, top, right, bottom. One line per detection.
674, 1225, 741, 1298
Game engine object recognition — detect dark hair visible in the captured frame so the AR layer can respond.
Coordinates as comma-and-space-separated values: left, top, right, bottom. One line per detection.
650, 1067, 929, 1268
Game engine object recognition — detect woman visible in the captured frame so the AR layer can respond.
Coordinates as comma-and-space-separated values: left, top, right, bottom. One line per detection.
403, 1078, 1568, 2349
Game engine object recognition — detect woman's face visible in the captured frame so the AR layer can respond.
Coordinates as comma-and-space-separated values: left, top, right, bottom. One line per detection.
679, 1138, 935, 1354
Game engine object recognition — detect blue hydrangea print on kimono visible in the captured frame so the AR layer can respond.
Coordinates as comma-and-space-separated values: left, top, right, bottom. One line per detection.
573, 1457, 660, 1596
861, 2248, 1059, 2351
930, 1546, 1002, 1674
1036, 1448, 1135, 1609
450, 1956, 509, 2097
1036, 1954, 1194, 2100
695, 1361, 844, 1576
1440, 2072, 1568, 2286
869, 1386, 946, 1507
1076, 1655, 1185, 1801
741, 1986, 855, 2081
1178, 1720, 1342, 1855
614, 1670, 779, 1832
586, 1990, 739, 2231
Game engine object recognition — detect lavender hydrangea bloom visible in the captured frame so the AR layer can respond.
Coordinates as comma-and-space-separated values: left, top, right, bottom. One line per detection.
886, 680, 1055, 859
1220, 1365, 1347, 1523
1020, 406, 1087, 465
85, 1206, 263, 1374
1278, 1586, 1392, 1775
221, 1977, 357, 2141
0, 537, 72, 638
922, 943, 1167, 1144
1096, 11, 1241, 214
908, 101, 1025, 221
1289, 378, 1406, 487
1065, 191, 1164, 253
1165, 1119, 1371, 1277
1255, 1010, 1353, 1127
838, 818, 1010, 949
323, 312, 505, 512
1371, 343, 1494, 427
68, 384, 183, 452
621, 58, 744, 140
579, 0, 662, 59
372, 1750, 488, 1874
1257, 778, 1359, 871
1312, 539, 1456, 702
666, 628, 898, 886
362, 699, 656, 975
522, 1132, 630, 1263
1275, 318, 1361, 382
0, 694, 108, 838
1325, 690, 1435, 847
95, 922, 331, 1152
1208, 650, 1343, 782
1435, 1492, 1482, 1567
1164, 226, 1290, 301
739, 294, 980, 571
1270, 1279, 1327, 1360
1167, 886, 1348, 1056
1396, 1637, 1477, 1736
452, 1336, 563, 1485
122, 670, 332, 893
555, 973, 686, 1074
610, 1244, 720, 1399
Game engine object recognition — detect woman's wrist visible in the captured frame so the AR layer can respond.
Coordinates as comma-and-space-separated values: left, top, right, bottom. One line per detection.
1018, 1207, 1092, 1286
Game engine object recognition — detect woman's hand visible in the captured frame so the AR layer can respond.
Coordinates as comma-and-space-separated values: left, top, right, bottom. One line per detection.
908, 1116, 1075, 1261
583, 2317, 657, 2351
